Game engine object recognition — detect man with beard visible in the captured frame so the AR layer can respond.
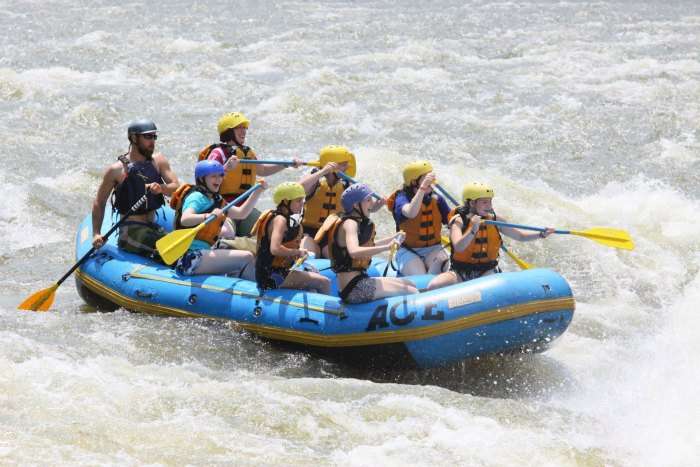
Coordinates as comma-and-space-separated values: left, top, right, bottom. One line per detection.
91, 119, 179, 259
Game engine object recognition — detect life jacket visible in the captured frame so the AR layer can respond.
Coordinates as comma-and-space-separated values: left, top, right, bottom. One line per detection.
198, 143, 257, 198
301, 175, 348, 231
112, 159, 164, 215
328, 214, 376, 273
252, 209, 303, 272
386, 188, 444, 248
448, 206, 502, 272
170, 183, 225, 247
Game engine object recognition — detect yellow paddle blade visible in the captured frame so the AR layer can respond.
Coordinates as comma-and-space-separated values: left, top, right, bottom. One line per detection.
18, 284, 58, 312
504, 248, 532, 270
570, 227, 635, 250
305, 160, 321, 167
156, 225, 203, 265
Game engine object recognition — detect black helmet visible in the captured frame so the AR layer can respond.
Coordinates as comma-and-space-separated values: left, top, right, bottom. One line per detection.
127, 119, 157, 138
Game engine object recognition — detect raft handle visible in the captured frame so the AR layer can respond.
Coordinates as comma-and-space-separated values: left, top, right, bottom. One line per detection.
299, 317, 319, 325
95, 252, 114, 266
135, 289, 157, 299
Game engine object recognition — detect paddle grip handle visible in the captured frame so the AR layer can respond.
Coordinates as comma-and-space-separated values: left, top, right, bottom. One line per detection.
336, 172, 382, 200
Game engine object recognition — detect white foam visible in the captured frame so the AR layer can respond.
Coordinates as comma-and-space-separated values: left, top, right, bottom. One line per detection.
0, 66, 136, 99
559, 270, 700, 466
74, 30, 112, 47
163, 37, 221, 54
0, 183, 64, 255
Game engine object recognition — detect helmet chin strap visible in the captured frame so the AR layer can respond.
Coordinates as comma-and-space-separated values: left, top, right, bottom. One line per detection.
352, 203, 368, 220
278, 200, 291, 215
196, 178, 219, 199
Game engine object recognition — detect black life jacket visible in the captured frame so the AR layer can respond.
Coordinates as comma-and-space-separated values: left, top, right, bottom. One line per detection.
329, 214, 376, 273
254, 210, 303, 290
112, 160, 165, 215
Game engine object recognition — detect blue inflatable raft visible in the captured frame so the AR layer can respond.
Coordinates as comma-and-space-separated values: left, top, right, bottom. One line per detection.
74, 207, 575, 369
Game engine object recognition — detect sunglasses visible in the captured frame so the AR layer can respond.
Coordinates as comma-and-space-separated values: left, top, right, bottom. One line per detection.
140, 133, 158, 140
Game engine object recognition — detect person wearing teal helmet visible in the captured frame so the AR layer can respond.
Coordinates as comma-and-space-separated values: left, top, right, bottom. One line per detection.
91, 119, 180, 260
172, 160, 267, 277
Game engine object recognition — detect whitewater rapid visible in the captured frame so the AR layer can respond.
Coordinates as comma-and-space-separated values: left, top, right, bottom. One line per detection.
1, 1, 699, 465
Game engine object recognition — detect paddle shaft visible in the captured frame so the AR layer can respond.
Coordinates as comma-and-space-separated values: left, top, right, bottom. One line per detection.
433, 183, 459, 206
431, 183, 522, 259
335, 172, 382, 200
199, 183, 263, 226
485, 220, 565, 234
61, 195, 148, 287
431, 187, 552, 234
234, 159, 320, 167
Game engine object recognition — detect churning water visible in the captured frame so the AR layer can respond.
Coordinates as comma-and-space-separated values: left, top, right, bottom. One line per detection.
1, 1, 699, 465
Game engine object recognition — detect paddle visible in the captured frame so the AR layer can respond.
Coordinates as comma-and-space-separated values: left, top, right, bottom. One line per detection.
236, 159, 315, 166
500, 244, 533, 269
382, 242, 400, 277
434, 183, 459, 206
156, 184, 263, 265
18, 195, 149, 312
381, 231, 405, 277
290, 254, 309, 272
237, 158, 357, 177
432, 183, 532, 269
335, 172, 382, 200
484, 220, 635, 250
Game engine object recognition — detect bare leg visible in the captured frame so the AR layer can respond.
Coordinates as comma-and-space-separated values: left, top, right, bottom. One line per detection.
427, 271, 460, 291
280, 270, 331, 294
425, 248, 450, 274
369, 277, 418, 300
192, 250, 255, 277
400, 256, 427, 276
300, 234, 321, 257
220, 218, 236, 239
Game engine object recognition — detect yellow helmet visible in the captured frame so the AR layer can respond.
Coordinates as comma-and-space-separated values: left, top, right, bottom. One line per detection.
217, 112, 249, 135
403, 160, 433, 184
462, 182, 494, 203
273, 182, 306, 205
319, 145, 357, 177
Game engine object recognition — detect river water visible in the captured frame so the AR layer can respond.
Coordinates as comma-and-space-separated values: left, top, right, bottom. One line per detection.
1, 1, 698, 465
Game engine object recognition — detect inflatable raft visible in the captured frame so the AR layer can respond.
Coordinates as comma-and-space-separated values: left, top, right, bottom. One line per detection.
74, 207, 575, 369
